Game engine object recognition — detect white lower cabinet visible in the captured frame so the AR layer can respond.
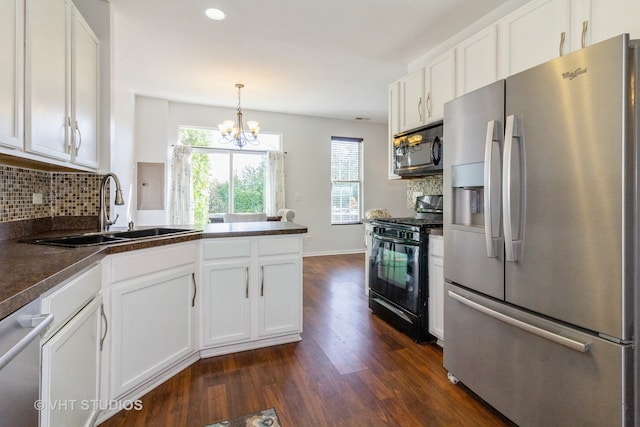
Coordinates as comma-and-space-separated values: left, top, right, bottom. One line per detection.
428, 235, 444, 344
106, 242, 197, 400
95, 236, 303, 423
202, 260, 252, 346
40, 264, 103, 427
201, 235, 303, 356
257, 255, 302, 338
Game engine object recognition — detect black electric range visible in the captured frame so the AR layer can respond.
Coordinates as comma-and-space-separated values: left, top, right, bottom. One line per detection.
368, 196, 443, 342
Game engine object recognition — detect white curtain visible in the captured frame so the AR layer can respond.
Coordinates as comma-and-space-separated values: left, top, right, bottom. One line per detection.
266, 151, 285, 216
169, 144, 194, 225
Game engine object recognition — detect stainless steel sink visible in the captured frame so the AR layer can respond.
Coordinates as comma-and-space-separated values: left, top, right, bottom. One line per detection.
23, 228, 199, 248
108, 227, 192, 239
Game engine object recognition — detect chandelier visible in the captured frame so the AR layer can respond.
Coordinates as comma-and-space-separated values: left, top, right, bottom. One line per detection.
218, 83, 260, 149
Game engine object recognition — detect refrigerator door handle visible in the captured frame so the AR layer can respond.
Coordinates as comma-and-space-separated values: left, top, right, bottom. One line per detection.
484, 120, 500, 258
448, 290, 591, 353
503, 114, 525, 262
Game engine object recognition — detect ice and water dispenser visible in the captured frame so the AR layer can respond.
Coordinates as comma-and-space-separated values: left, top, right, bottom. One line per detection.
451, 163, 485, 228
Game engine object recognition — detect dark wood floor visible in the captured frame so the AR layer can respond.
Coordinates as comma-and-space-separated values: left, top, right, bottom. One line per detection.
100, 253, 513, 427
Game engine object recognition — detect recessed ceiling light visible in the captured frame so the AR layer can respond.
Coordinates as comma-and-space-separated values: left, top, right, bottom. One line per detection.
205, 8, 226, 20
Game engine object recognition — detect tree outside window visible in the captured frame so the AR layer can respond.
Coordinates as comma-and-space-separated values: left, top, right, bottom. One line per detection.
179, 127, 279, 224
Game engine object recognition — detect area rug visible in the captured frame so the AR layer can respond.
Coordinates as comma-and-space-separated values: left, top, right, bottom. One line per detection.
207, 407, 281, 427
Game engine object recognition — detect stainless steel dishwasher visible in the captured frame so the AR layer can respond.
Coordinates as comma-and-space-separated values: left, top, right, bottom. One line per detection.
0, 298, 53, 427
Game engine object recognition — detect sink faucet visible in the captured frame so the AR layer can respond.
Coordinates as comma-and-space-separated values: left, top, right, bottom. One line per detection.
99, 173, 125, 231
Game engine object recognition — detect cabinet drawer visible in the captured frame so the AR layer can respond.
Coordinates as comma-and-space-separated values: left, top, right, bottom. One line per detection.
41, 263, 101, 339
430, 235, 444, 257
203, 239, 251, 260
258, 236, 301, 256
110, 242, 196, 283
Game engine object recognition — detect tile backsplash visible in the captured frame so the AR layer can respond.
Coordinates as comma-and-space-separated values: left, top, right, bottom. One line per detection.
406, 174, 443, 209
0, 165, 102, 223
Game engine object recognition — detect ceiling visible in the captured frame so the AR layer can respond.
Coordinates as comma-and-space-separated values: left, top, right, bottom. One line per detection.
111, 0, 514, 123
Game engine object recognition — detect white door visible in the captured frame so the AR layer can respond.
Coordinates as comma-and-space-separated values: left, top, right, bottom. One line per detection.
400, 68, 425, 131
202, 261, 252, 347
388, 80, 401, 179
425, 50, 455, 121
110, 267, 195, 398
41, 295, 102, 427
456, 26, 498, 96
0, 0, 23, 149
428, 235, 444, 342
25, 0, 71, 161
71, 9, 99, 168
257, 256, 302, 338
498, 0, 571, 77
589, 0, 640, 43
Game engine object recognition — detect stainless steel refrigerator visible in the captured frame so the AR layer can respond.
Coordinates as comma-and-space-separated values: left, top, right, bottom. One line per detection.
443, 34, 638, 426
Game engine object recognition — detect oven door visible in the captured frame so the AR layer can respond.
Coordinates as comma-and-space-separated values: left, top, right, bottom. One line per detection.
369, 233, 421, 314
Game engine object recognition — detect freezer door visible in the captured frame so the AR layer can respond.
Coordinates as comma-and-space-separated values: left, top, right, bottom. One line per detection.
503, 34, 634, 340
443, 80, 505, 299
444, 283, 633, 427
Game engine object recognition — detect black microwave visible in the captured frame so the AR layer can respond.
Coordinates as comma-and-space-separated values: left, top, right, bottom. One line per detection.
393, 121, 443, 177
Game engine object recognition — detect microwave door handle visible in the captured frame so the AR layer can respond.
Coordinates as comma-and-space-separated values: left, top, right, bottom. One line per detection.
484, 120, 499, 258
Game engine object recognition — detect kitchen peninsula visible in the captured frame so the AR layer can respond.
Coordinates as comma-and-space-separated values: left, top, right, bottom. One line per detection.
0, 220, 306, 426
0, 221, 307, 319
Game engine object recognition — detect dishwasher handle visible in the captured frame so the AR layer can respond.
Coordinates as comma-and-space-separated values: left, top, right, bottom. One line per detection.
0, 313, 53, 370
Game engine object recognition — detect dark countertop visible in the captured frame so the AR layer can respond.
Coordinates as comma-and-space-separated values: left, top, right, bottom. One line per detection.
0, 222, 307, 320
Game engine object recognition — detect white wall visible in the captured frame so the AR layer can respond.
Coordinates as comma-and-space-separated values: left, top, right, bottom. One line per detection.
132, 96, 412, 255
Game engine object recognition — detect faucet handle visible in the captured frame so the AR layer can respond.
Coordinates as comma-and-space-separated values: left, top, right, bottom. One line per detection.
110, 213, 119, 226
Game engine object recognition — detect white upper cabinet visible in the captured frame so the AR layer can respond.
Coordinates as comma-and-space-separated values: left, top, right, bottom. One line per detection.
588, 0, 640, 44
388, 80, 400, 179
71, 9, 99, 168
0, 0, 23, 149
498, 0, 572, 77
25, 0, 71, 161
26, 0, 70, 162
456, 26, 498, 96
425, 50, 455, 122
397, 50, 454, 134
26, 0, 99, 168
399, 68, 426, 132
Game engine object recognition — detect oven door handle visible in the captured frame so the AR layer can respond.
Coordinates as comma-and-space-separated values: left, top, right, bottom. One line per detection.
373, 235, 418, 246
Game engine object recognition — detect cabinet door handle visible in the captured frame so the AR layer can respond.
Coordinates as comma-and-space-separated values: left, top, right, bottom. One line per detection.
74, 120, 82, 153
426, 92, 431, 117
245, 267, 249, 299
66, 117, 74, 154
191, 273, 197, 307
260, 266, 265, 297
100, 303, 108, 352
418, 97, 423, 122
581, 20, 588, 49
559, 31, 566, 56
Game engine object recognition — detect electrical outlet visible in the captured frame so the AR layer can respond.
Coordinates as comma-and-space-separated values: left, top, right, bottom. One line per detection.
32, 193, 43, 205
295, 192, 301, 201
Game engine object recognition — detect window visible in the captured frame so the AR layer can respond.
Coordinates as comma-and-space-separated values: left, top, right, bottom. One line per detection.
331, 136, 363, 224
179, 127, 281, 223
